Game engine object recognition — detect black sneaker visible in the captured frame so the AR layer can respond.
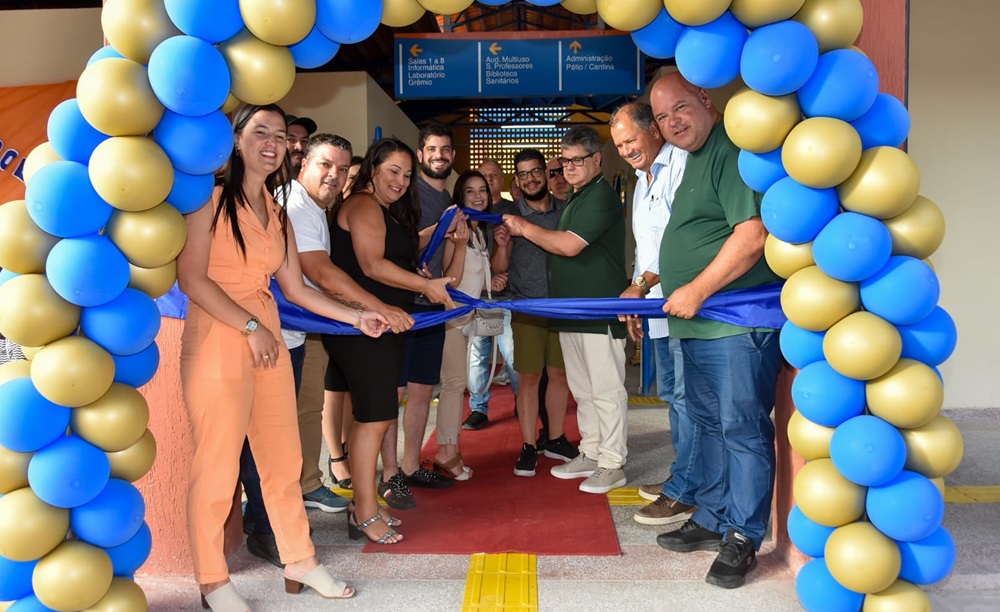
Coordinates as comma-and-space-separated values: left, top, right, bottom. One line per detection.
542, 435, 580, 462
462, 411, 489, 431
706, 530, 757, 589
246, 532, 282, 568
513, 443, 538, 477
378, 472, 416, 510
535, 429, 550, 452
656, 518, 723, 553
400, 463, 455, 489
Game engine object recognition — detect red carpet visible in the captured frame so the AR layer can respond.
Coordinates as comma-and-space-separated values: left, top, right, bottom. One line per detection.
363, 385, 621, 556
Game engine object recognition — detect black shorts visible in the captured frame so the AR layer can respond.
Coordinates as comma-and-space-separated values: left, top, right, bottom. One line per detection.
323, 333, 405, 424
399, 304, 446, 386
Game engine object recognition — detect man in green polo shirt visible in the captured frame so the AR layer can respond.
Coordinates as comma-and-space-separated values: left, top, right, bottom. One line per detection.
502, 125, 629, 495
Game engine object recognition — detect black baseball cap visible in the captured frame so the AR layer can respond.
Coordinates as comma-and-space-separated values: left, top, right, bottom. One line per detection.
286, 115, 317, 135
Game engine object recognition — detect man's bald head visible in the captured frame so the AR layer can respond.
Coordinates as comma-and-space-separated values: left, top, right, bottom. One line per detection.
649, 72, 721, 153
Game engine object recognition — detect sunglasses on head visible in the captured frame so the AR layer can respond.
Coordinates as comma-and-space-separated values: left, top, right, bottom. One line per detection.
548, 167, 564, 178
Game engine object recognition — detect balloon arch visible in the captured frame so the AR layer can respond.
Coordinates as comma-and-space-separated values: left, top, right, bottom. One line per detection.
0, 0, 959, 610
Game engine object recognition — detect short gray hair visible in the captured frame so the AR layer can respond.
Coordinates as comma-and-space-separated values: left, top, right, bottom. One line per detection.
560, 125, 602, 154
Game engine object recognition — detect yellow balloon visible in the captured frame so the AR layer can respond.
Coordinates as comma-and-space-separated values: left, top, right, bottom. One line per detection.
787, 409, 834, 460
0, 274, 81, 348
107, 429, 157, 483
128, 260, 178, 299
83, 577, 148, 612
793, 0, 864, 53
0, 360, 31, 386
240, 0, 315, 46
33, 539, 114, 612
929, 477, 945, 499
901, 414, 964, 478
562, 0, 598, 15
77, 58, 165, 137
101, 0, 181, 65
0, 445, 32, 495
417, 0, 475, 13
863, 579, 932, 611
764, 234, 814, 279
780, 266, 860, 332
825, 521, 901, 594
219, 30, 297, 106
0, 200, 61, 274
222, 93, 243, 115
0, 487, 70, 561
730, 0, 807, 27
793, 458, 866, 527
88, 137, 173, 213
867, 359, 943, 429
781, 117, 862, 189
383, 0, 427, 27
664, 0, 733, 26
597, 0, 663, 30
21, 345, 43, 360
824, 311, 901, 380
22, 142, 62, 187
71, 384, 150, 452
724, 88, 802, 154
30, 336, 116, 408
107, 204, 187, 269
884, 195, 945, 259
838, 147, 921, 219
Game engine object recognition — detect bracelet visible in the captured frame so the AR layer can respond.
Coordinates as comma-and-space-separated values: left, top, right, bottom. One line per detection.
352, 308, 363, 330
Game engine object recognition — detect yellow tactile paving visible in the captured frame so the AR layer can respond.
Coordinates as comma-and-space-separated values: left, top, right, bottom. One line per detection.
628, 396, 666, 405
462, 553, 538, 612
945, 485, 1000, 504
607, 487, 645, 506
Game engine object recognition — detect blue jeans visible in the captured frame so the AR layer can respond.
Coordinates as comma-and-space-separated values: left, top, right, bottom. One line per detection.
468, 309, 518, 413
654, 337, 701, 506
682, 332, 782, 549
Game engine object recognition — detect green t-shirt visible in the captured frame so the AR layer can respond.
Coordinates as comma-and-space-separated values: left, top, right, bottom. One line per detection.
548, 174, 628, 337
660, 122, 781, 340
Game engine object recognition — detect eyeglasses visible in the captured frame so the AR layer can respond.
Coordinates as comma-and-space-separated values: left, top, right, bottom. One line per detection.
515, 167, 546, 180
548, 167, 564, 178
557, 152, 597, 167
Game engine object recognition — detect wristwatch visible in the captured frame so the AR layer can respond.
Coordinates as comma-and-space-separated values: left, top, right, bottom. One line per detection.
632, 276, 650, 294
243, 315, 260, 336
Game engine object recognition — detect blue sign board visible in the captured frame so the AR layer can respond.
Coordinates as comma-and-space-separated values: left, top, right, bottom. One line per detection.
394, 33, 644, 99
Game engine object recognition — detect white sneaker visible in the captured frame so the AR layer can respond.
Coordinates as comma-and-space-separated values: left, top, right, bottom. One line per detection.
579, 467, 627, 494
550, 453, 597, 480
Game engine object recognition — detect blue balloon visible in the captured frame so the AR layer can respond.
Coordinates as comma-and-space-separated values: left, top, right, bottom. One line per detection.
153, 109, 233, 176
830, 415, 906, 487
526, 0, 561, 5
675, 12, 748, 89
850, 93, 910, 150
8, 594, 56, 612
289, 26, 341, 69
28, 435, 111, 508
868, 470, 944, 542
70, 479, 146, 548
166, 168, 214, 215
0, 378, 71, 453
795, 558, 864, 612
148, 36, 231, 117
631, 9, 685, 59
112, 341, 160, 388
164, 0, 244, 44
87, 46, 124, 67
0, 554, 37, 601
812, 212, 893, 282
105, 521, 153, 576
46, 99, 109, 164
761, 177, 839, 244
897, 525, 956, 585
898, 306, 957, 367
738, 147, 787, 193
797, 49, 880, 121
780, 319, 825, 370
316, 0, 383, 45
80, 288, 161, 356
860, 256, 940, 326
46, 234, 130, 307
479, 0, 509, 4
787, 505, 836, 558
791, 361, 866, 427
740, 21, 819, 96
0, 268, 18, 288
24, 161, 114, 238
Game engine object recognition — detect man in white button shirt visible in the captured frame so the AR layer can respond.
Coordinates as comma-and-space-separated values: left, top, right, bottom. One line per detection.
610, 102, 701, 527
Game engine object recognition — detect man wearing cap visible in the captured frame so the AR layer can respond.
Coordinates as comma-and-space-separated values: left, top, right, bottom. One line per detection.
285, 115, 317, 176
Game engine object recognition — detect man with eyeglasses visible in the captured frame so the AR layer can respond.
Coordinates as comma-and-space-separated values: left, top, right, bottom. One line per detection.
502, 126, 629, 495
546, 157, 570, 201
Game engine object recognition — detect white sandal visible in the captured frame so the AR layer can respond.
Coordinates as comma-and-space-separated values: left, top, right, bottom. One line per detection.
284, 565, 356, 599
201, 582, 250, 612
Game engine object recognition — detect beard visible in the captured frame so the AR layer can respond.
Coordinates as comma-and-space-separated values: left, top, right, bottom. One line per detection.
522, 183, 548, 202
420, 159, 452, 180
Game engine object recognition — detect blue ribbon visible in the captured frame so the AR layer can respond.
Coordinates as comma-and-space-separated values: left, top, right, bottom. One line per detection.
417, 207, 504, 270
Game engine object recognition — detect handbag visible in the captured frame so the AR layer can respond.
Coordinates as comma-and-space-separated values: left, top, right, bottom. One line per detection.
461, 232, 504, 338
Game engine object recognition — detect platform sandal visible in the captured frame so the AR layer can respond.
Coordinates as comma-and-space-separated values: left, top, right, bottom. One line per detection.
347, 511, 403, 544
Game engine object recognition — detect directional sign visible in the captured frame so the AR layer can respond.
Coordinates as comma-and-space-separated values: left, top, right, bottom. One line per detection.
394, 31, 644, 100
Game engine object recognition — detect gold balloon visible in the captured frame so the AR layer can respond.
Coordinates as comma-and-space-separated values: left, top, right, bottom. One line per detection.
838, 147, 921, 219
240, 0, 315, 46
222, 93, 243, 115
77, 58, 166, 137
128, 260, 178, 299
417, 0, 475, 13
781, 117, 862, 189
867, 359, 943, 429
730, 0, 807, 27
107, 204, 187, 269
724, 88, 802, 154
22, 142, 62, 187
764, 234, 814, 279
0, 274, 81, 348
863, 579, 932, 612
21, 345, 43, 360
787, 409, 835, 460
71, 384, 150, 452
825, 521, 901, 594
884, 195, 945, 259
0, 446, 31, 495
597, 0, 665, 30
33, 539, 114, 612
780, 266, 860, 332
824, 311, 901, 381
101, 0, 181, 64
0, 487, 70, 561
219, 30, 297, 106
793, 0, 864, 53
107, 429, 157, 483
663, 0, 733, 26
30, 336, 116, 408
88, 137, 173, 213
562, 0, 598, 15
83, 577, 148, 612
901, 414, 964, 478
929, 477, 945, 498
0, 200, 61, 274
793, 458, 866, 527
0, 360, 31, 386
382, 0, 427, 27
